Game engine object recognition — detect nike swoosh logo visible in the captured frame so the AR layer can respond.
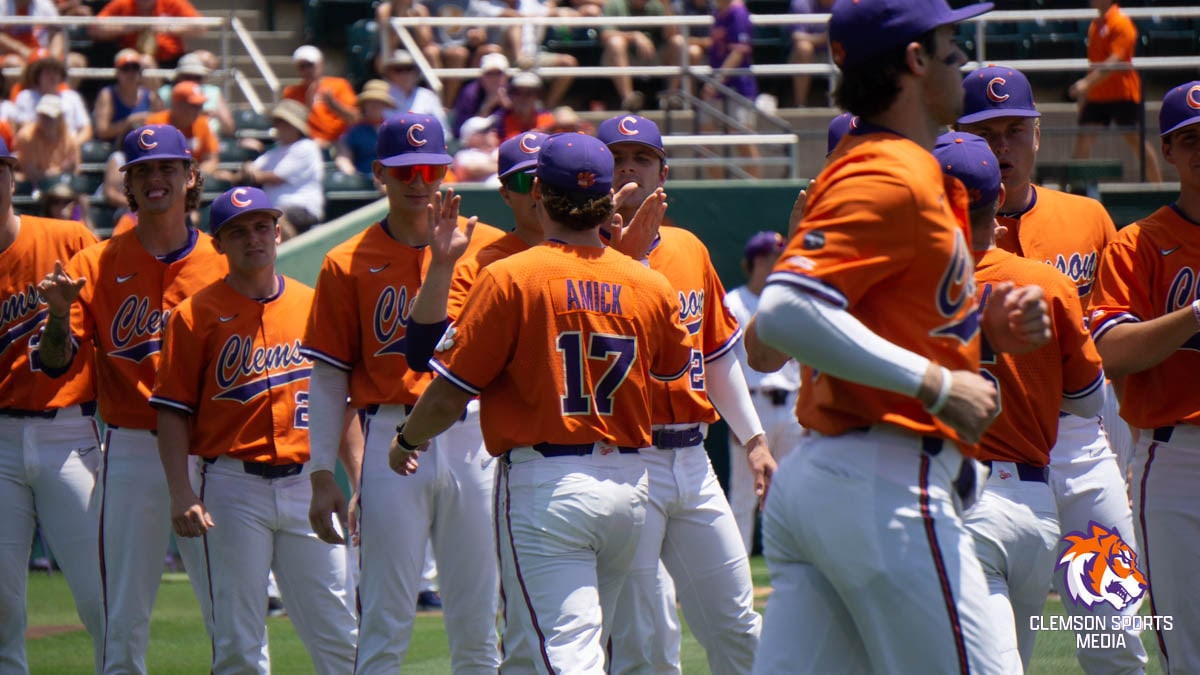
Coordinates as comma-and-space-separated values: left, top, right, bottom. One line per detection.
1161, 246, 1182, 256
219, 315, 237, 323
370, 264, 390, 273
116, 273, 137, 283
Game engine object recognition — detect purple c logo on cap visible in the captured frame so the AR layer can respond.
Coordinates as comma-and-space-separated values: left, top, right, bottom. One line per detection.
407, 123, 427, 147
519, 133, 541, 153
138, 128, 158, 150
230, 188, 252, 208
986, 77, 1009, 103
617, 116, 639, 136
1188, 85, 1200, 110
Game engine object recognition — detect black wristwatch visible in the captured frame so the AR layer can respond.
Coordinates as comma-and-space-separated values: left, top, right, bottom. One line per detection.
394, 424, 420, 451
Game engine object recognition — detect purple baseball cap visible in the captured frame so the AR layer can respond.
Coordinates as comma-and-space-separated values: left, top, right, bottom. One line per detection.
536, 133, 613, 196
959, 65, 1040, 124
743, 231, 786, 263
1160, 81, 1200, 137
208, 186, 283, 235
0, 137, 15, 167
597, 114, 666, 158
377, 114, 453, 167
826, 112, 858, 156
829, 0, 992, 68
498, 131, 549, 179
120, 124, 193, 170
934, 131, 1001, 210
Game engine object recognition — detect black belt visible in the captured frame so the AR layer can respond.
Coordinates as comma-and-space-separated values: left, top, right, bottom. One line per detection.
1154, 426, 1176, 443
203, 456, 304, 479
651, 426, 705, 449
531, 442, 639, 457
850, 427, 975, 500
749, 388, 793, 407
983, 460, 1049, 483
0, 401, 97, 419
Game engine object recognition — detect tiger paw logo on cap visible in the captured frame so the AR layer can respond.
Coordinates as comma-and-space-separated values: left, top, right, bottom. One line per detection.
577, 171, 596, 189
1055, 521, 1147, 612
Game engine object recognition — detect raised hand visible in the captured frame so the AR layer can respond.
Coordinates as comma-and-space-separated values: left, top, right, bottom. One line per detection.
37, 261, 86, 317
427, 188, 477, 267
605, 188, 667, 259
982, 282, 1051, 355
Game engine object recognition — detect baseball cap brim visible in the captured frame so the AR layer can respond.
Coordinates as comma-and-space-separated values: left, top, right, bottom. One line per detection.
941, 3, 993, 30
378, 152, 453, 167
120, 153, 193, 171
498, 159, 537, 179
957, 107, 1041, 125
1162, 116, 1200, 138
212, 206, 284, 234
604, 137, 665, 158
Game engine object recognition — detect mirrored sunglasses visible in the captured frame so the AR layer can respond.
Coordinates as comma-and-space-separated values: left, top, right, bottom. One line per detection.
504, 171, 534, 194
387, 164, 448, 184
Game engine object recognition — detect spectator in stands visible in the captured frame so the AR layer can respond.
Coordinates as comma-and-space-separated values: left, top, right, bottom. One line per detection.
145, 80, 218, 175
282, 45, 359, 148
0, 0, 64, 68
12, 53, 92, 142
55, 0, 92, 16
335, 80, 395, 177
39, 177, 92, 229
702, 0, 759, 177
380, 50, 449, 137
241, 99, 324, 239
1070, 0, 1162, 182
159, 51, 235, 138
788, 0, 833, 107
89, 0, 205, 68
93, 48, 163, 143
376, 0, 434, 73
452, 115, 499, 184
452, 52, 511, 139
600, 0, 685, 111
492, 71, 554, 141
502, 0, 579, 108
542, 105, 594, 135
14, 94, 79, 183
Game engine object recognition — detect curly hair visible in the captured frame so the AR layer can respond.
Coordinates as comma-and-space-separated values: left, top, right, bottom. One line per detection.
539, 184, 614, 231
834, 30, 938, 120
123, 161, 204, 213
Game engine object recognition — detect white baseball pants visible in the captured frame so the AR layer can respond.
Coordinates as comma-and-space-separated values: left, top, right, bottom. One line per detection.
353, 403, 499, 674
728, 391, 803, 554
753, 426, 1011, 675
0, 408, 103, 673
497, 446, 647, 674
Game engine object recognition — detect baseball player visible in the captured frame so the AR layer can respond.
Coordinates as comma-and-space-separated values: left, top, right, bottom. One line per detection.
149, 187, 358, 674
35, 124, 234, 675
389, 132, 695, 673
749, 0, 1053, 671
1089, 81, 1200, 673
598, 113, 768, 675
955, 64, 1147, 673
723, 231, 803, 555
0, 139, 103, 673
301, 114, 505, 674
937, 131, 1107, 671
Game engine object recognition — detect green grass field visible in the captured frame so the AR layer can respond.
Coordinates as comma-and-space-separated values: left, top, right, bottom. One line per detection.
25, 557, 1163, 673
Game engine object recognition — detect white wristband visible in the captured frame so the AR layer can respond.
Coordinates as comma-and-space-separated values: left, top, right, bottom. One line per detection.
1192, 299, 1200, 328
924, 367, 953, 415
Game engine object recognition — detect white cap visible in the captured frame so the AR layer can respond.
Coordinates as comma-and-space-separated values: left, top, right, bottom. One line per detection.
386, 50, 415, 66
176, 53, 210, 77
480, 52, 509, 74
459, 115, 494, 138
36, 94, 63, 118
511, 71, 542, 90
292, 45, 323, 64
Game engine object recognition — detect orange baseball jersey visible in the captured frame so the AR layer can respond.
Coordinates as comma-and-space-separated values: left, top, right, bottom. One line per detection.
1086, 3, 1141, 104
432, 241, 694, 454
145, 110, 218, 166
1090, 205, 1200, 429
769, 128, 981, 445
151, 276, 315, 465
996, 186, 1116, 307
974, 247, 1104, 466
446, 231, 531, 320
62, 228, 229, 429
0, 216, 97, 411
96, 0, 201, 65
301, 217, 504, 407
645, 226, 742, 425
282, 77, 359, 145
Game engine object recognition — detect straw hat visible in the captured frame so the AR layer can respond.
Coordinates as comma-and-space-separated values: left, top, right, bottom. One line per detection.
357, 79, 396, 108
270, 99, 311, 137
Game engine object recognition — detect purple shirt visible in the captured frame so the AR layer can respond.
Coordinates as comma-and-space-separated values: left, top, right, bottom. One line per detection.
452, 79, 486, 138
710, 1, 756, 99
